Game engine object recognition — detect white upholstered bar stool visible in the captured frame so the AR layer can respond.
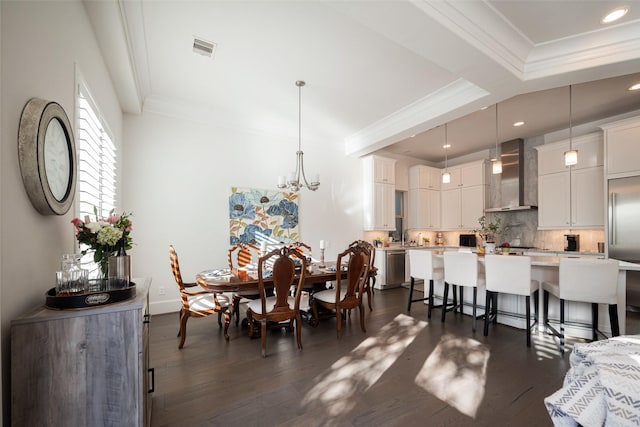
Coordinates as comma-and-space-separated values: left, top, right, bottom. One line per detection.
483, 255, 539, 347
542, 258, 620, 354
442, 251, 485, 331
407, 250, 444, 318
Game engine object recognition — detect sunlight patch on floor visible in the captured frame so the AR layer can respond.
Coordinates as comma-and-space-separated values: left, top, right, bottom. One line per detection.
301, 314, 427, 417
415, 334, 489, 419
532, 333, 574, 360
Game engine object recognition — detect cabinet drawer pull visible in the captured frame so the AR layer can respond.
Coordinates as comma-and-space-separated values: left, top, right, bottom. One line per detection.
148, 368, 155, 393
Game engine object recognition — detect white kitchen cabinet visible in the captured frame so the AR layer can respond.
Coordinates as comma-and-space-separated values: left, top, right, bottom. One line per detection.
441, 189, 462, 229
442, 186, 487, 230
536, 133, 604, 229
538, 172, 571, 228
572, 166, 605, 227
441, 160, 485, 190
407, 188, 440, 229
538, 133, 603, 175
440, 167, 461, 190
461, 161, 485, 186
461, 185, 486, 229
439, 160, 487, 230
409, 165, 441, 190
363, 155, 396, 231
600, 116, 640, 178
373, 156, 396, 184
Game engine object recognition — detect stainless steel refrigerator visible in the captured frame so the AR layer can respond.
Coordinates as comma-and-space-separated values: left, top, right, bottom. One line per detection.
608, 176, 640, 309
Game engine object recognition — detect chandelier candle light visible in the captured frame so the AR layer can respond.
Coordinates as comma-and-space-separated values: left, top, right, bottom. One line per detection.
319, 239, 326, 268
277, 80, 320, 192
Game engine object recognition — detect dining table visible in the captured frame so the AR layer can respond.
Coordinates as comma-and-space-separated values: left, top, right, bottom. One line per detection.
196, 263, 346, 294
196, 263, 349, 327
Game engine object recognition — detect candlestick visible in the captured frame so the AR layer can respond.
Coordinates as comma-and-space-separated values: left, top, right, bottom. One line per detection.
319, 248, 325, 268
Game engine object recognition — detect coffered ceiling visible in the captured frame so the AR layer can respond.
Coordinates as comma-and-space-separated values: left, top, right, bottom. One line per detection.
85, 0, 640, 163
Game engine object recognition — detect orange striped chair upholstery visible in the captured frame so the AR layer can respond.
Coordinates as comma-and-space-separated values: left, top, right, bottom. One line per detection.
228, 242, 261, 325
169, 245, 232, 348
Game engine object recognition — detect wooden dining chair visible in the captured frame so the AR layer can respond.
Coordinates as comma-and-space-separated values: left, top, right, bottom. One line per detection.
169, 245, 232, 348
227, 242, 260, 325
245, 246, 307, 357
348, 240, 377, 311
310, 245, 370, 338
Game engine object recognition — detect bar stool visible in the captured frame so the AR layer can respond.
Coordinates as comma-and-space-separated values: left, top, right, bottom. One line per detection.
542, 258, 620, 354
483, 255, 539, 347
442, 251, 485, 331
407, 250, 444, 318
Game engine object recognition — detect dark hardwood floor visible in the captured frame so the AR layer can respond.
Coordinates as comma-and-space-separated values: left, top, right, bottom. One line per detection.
150, 287, 640, 427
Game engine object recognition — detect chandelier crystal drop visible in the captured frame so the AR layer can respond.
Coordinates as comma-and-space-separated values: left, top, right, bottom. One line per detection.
277, 80, 320, 192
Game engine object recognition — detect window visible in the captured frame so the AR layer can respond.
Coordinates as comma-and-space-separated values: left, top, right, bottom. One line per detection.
76, 83, 116, 220
76, 81, 117, 275
389, 191, 404, 241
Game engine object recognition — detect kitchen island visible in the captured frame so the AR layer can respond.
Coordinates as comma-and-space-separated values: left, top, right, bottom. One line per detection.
377, 246, 640, 339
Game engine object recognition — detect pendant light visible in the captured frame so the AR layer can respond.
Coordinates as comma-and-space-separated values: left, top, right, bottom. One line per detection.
442, 124, 451, 184
564, 84, 578, 166
277, 80, 320, 192
492, 103, 502, 174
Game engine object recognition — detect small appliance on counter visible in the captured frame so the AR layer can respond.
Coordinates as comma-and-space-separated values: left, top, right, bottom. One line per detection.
435, 232, 444, 246
459, 234, 477, 248
565, 234, 580, 252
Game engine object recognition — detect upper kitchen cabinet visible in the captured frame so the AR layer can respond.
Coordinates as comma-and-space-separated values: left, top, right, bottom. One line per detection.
536, 132, 604, 229
409, 165, 441, 190
372, 156, 396, 184
441, 160, 485, 190
600, 116, 640, 178
407, 189, 440, 230
363, 155, 396, 231
440, 160, 488, 230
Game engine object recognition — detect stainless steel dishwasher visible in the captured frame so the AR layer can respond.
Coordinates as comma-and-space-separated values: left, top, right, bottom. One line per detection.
385, 250, 406, 287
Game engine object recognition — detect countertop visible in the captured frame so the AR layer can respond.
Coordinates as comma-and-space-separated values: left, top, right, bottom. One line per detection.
375, 245, 604, 257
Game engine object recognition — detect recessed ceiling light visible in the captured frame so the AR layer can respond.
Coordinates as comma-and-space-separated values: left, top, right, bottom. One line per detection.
601, 7, 629, 24
513, 121, 525, 127
443, 144, 451, 149
629, 83, 640, 91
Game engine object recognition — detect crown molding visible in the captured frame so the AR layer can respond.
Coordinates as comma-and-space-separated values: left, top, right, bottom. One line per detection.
411, 0, 532, 80
525, 21, 640, 79
345, 79, 489, 156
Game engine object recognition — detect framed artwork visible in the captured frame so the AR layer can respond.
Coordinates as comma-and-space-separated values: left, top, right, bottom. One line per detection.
229, 187, 299, 245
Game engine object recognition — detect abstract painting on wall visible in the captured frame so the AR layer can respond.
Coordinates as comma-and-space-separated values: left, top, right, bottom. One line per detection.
229, 187, 299, 245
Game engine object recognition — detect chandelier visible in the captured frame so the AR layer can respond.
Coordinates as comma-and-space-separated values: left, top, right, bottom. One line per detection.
277, 80, 320, 192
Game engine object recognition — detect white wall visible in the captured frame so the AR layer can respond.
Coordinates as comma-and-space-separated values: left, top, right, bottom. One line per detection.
123, 111, 364, 314
0, 1, 122, 423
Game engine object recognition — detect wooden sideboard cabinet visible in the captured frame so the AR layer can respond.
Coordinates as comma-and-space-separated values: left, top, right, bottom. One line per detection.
11, 278, 152, 427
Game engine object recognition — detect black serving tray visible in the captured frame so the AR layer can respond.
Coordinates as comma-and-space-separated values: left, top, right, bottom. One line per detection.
45, 280, 136, 310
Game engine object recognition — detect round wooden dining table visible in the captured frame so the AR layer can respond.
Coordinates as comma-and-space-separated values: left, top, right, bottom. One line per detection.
196, 263, 345, 294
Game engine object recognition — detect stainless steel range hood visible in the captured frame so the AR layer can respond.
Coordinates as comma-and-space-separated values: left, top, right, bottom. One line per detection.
485, 138, 537, 212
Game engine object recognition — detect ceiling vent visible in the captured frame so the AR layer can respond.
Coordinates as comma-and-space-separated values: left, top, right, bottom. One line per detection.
192, 37, 216, 58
